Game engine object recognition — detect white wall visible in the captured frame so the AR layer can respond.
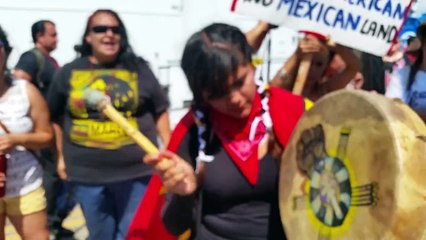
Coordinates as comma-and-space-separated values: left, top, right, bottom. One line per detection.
0, 0, 183, 67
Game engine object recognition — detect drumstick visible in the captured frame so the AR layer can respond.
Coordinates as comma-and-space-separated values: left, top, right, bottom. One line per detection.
83, 89, 172, 169
84, 89, 159, 154
292, 53, 312, 95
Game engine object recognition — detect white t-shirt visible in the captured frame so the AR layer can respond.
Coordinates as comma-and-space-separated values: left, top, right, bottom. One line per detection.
385, 66, 426, 116
0, 80, 43, 198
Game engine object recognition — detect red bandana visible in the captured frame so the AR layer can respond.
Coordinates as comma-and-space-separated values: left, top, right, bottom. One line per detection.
210, 93, 266, 185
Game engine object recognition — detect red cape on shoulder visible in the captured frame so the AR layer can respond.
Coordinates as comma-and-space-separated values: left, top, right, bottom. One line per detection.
126, 87, 305, 240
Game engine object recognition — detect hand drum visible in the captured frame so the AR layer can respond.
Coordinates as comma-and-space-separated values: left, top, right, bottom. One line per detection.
279, 90, 426, 240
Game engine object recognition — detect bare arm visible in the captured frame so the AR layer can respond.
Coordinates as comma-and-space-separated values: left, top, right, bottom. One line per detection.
156, 111, 171, 147
323, 44, 361, 92
0, 83, 53, 153
18, 83, 52, 149
52, 122, 67, 180
270, 52, 299, 91
52, 123, 63, 157
245, 21, 272, 53
270, 35, 325, 90
13, 69, 33, 82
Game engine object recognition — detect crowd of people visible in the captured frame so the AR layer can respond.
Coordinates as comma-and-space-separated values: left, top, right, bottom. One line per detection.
0, 7, 424, 240
386, 21, 426, 122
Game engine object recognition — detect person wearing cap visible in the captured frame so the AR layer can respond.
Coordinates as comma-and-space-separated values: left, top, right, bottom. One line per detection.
385, 21, 426, 122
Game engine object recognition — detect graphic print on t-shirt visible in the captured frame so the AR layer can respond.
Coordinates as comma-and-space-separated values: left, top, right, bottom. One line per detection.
68, 69, 139, 149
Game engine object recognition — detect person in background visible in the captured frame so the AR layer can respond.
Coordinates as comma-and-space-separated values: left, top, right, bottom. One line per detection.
322, 52, 364, 91
0, 25, 53, 240
144, 23, 306, 240
47, 9, 171, 240
383, 40, 414, 88
386, 21, 426, 122
14, 19, 76, 240
270, 33, 361, 101
359, 52, 386, 94
405, 36, 421, 63
14, 20, 59, 96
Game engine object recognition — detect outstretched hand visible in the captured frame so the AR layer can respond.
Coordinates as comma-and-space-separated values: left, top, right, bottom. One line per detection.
144, 150, 197, 196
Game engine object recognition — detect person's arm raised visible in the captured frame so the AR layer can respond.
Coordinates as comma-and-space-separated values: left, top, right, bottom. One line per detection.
323, 41, 362, 92
270, 35, 322, 91
270, 52, 299, 91
245, 21, 274, 53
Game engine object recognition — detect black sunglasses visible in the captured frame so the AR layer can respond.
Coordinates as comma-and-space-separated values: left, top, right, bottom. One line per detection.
91, 25, 121, 34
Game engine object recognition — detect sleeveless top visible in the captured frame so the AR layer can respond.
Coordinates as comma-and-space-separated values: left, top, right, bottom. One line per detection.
0, 80, 43, 198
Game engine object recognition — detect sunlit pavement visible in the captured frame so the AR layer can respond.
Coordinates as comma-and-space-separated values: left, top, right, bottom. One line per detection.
5, 205, 88, 240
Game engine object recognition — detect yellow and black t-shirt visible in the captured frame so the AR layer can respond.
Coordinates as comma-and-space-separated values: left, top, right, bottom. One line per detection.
47, 57, 169, 183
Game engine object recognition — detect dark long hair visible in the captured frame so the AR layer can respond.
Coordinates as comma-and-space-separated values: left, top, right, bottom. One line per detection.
0, 25, 13, 86
407, 50, 423, 90
0, 26, 12, 57
181, 23, 252, 107
79, 9, 142, 70
407, 25, 425, 90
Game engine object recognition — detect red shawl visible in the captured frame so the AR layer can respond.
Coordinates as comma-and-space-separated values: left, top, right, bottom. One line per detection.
126, 87, 305, 240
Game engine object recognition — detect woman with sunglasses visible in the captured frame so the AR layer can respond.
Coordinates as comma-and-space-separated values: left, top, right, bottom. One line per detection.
47, 9, 170, 239
0, 26, 52, 240
386, 21, 426, 123
144, 23, 306, 240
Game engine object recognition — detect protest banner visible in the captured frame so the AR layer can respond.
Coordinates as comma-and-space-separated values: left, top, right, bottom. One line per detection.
231, 0, 414, 56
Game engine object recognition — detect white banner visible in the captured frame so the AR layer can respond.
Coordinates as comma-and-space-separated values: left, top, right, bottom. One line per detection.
231, 0, 413, 56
